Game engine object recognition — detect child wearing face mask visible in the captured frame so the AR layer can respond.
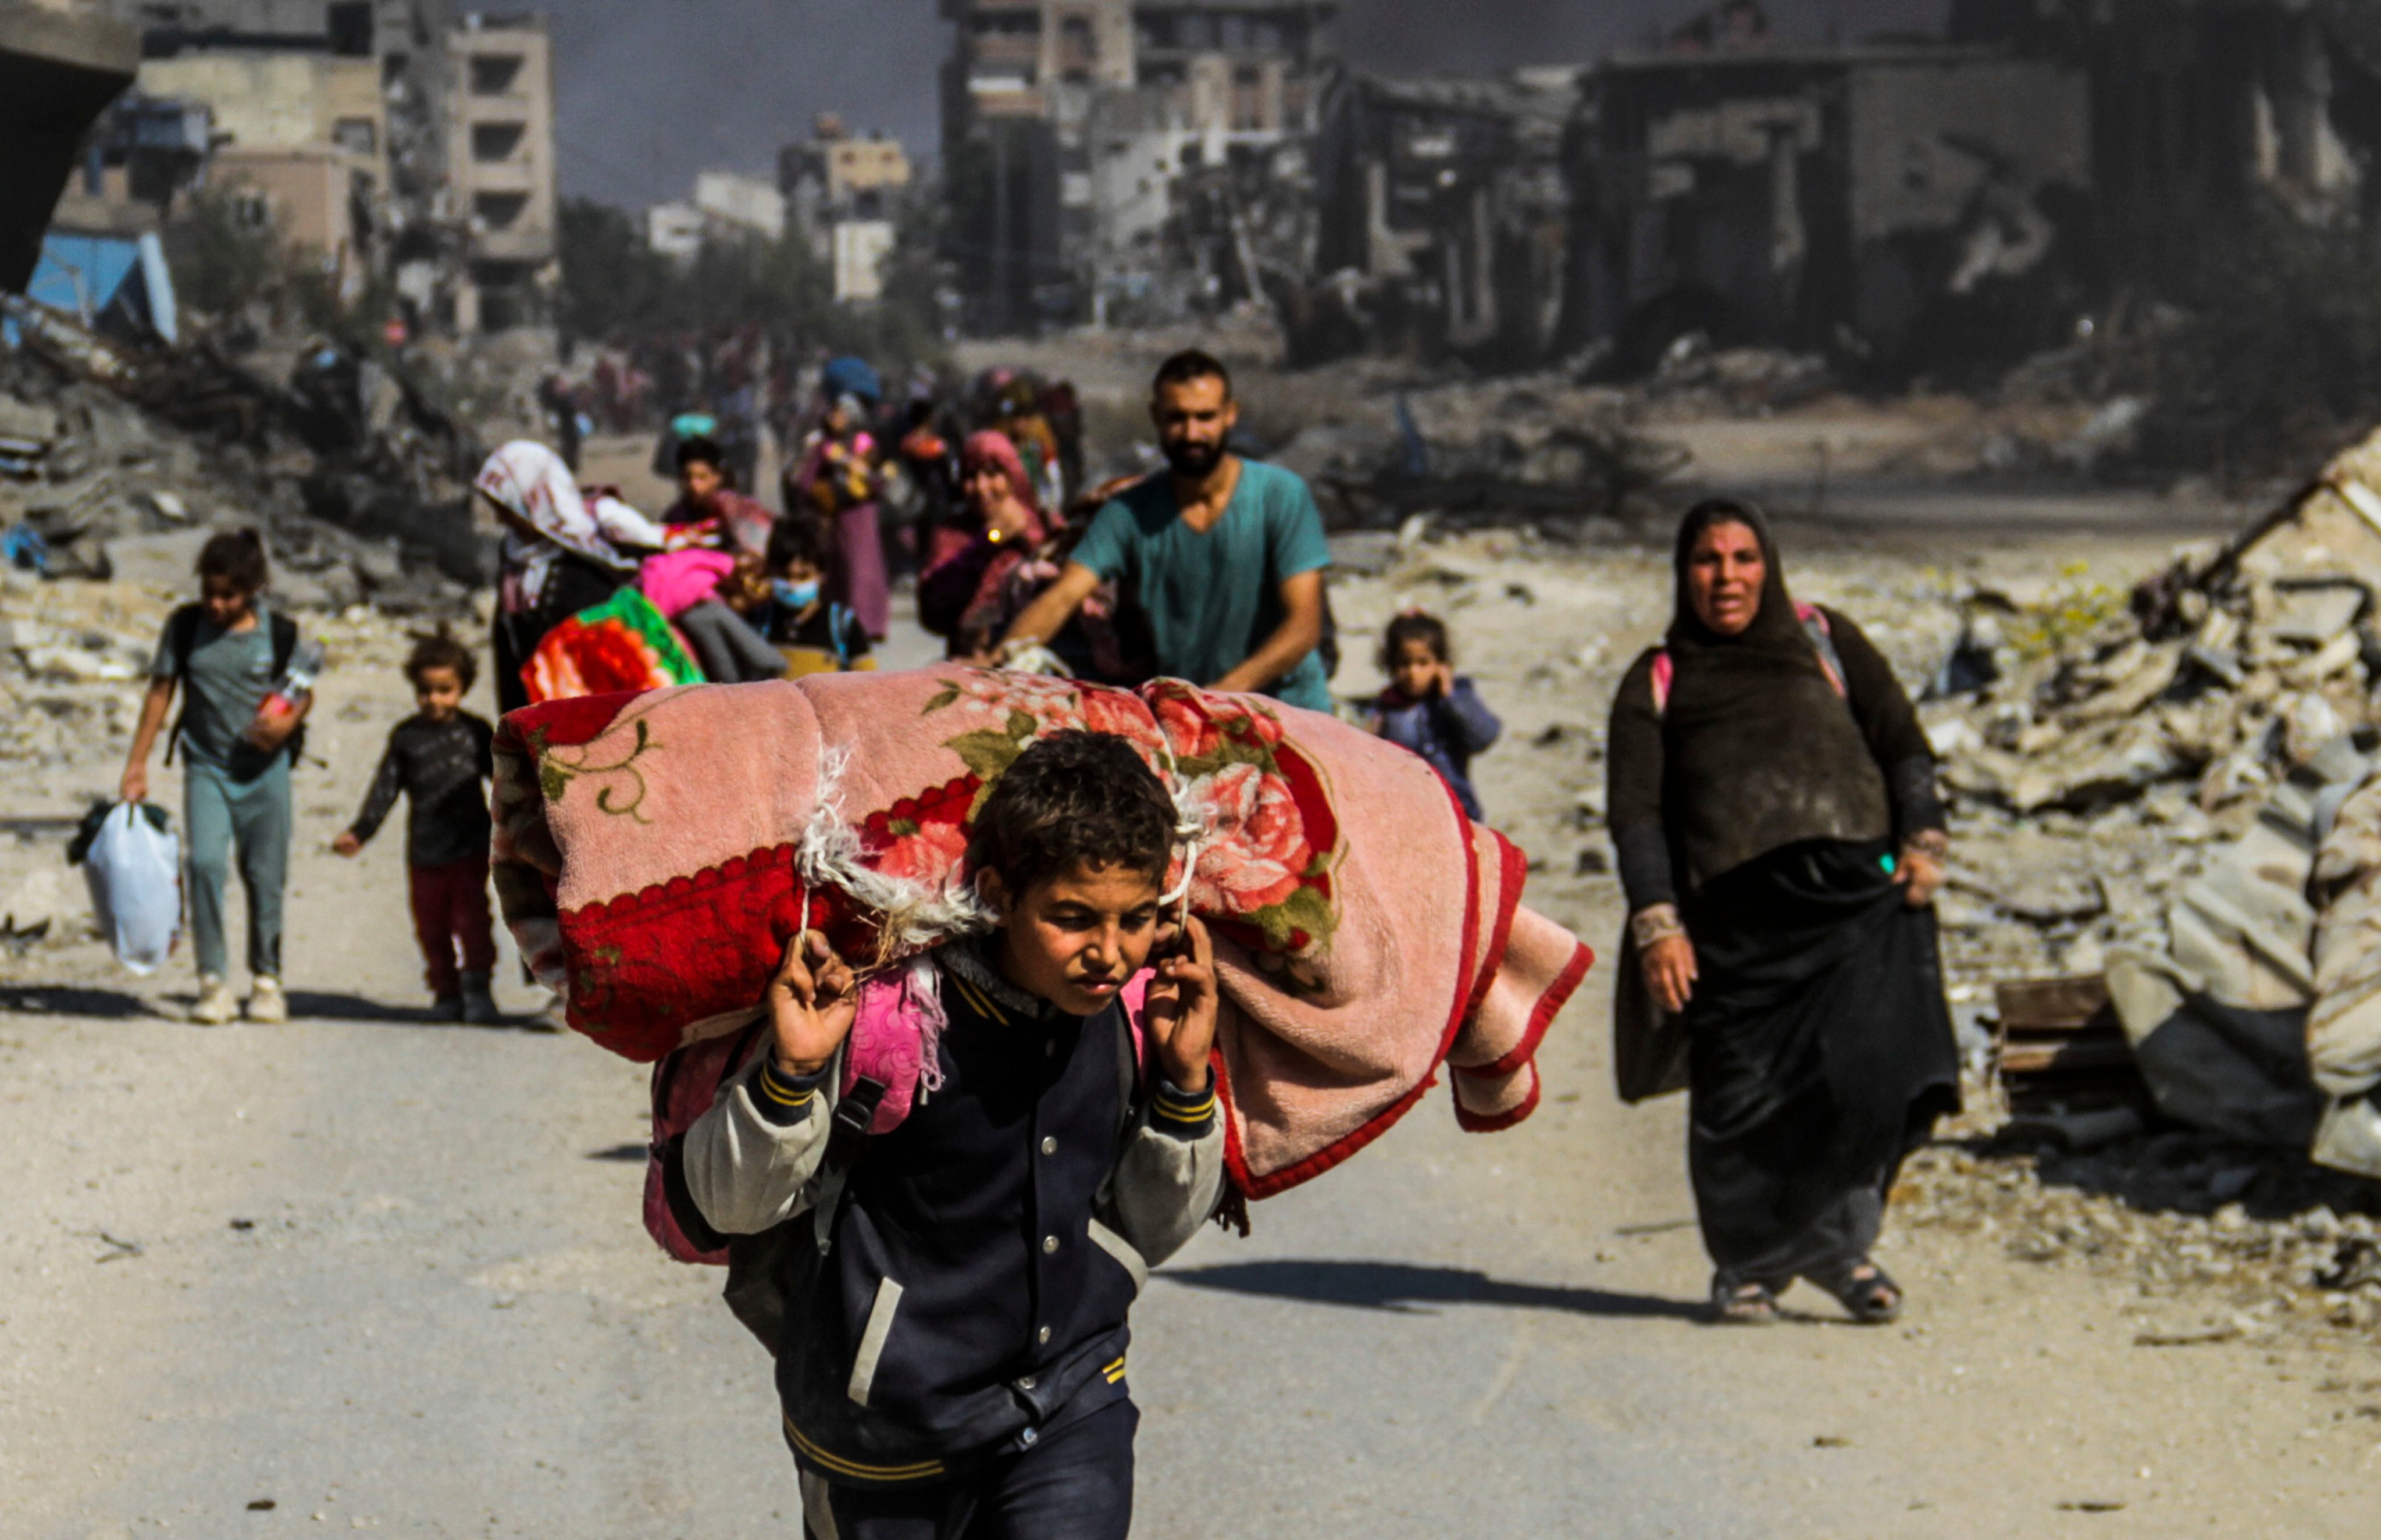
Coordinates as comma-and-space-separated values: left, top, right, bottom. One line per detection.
761, 516, 875, 676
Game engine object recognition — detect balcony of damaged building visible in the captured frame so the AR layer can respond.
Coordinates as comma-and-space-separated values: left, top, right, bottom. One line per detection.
0, 11, 490, 618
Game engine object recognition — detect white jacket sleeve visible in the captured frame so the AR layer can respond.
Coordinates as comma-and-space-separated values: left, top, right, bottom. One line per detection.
1104, 1078, 1227, 1268
682, 1056, 837, 1236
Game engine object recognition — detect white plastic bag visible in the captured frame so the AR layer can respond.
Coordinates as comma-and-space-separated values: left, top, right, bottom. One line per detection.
83, 801, 181, 975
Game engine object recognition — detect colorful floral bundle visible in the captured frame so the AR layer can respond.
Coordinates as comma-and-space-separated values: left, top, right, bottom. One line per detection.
493, 670, 1589, 1200
521, 587, 704, 704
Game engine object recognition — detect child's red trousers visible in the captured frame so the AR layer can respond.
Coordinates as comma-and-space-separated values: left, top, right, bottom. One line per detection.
409, 853, 497, 996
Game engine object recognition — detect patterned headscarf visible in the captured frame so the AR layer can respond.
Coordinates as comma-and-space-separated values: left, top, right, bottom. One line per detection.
477, 440, 655, 612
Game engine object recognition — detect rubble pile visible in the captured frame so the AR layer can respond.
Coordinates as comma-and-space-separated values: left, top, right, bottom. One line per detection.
0, 579, 158, 771
1635, 333, 1835, 416
0, 300, 486, 614
1282, 373, 1690, 530
1934, 427, 2381, 817
1894, 1135, 2381, 1338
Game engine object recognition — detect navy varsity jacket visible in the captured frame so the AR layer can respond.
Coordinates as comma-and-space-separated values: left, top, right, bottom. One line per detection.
684, 940, 1226, 1487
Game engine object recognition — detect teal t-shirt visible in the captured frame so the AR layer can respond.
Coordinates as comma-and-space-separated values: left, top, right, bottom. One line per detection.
150, 603, 277, 770
1069, 460, 1334, 711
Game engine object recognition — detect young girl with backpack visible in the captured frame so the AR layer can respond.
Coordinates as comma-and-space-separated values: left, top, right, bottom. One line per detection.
119, 529, 311, 1025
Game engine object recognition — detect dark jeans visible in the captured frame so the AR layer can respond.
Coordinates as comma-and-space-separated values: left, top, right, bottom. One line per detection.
408, 853, 496, 996
800, 1399, 1135, 1540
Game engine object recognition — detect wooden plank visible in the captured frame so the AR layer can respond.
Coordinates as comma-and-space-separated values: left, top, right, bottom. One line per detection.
1995, 974, 2116, 1033
1998, 1038, 2137, 1075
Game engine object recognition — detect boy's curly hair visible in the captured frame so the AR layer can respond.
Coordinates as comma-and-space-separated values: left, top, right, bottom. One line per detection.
405, 625, 478, 691
967, 731, 1175, 898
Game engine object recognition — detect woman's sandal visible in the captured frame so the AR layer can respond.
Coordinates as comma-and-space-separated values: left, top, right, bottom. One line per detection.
1808, 1259, 1902, 1324
1709, 1277, 1779, 1325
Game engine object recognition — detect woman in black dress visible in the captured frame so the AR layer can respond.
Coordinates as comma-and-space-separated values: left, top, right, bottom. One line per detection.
1606, 500, 1959, 1325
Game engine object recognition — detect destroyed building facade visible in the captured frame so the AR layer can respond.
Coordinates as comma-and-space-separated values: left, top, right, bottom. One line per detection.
939, 0, 1339, 327
35, 0, 559, 335
1298, 67, 1579, 366
777, 115, 914, 304
440, 10, 556, 332
1563, 44, 2092, 373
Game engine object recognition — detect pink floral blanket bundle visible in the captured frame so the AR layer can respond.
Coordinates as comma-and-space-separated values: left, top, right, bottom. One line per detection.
491, 671, 1591, 1200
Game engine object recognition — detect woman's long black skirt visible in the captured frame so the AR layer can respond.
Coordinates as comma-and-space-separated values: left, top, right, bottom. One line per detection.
1681, 837, 1960, 1286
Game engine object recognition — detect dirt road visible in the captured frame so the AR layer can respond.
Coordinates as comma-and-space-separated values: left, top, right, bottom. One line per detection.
6, 548, 2380, 1539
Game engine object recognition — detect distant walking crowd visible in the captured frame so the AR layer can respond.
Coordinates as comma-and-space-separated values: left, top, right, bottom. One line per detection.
109, 342, 1958, 1540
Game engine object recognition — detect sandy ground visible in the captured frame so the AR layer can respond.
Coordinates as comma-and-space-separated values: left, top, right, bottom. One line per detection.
3, 401, 2376, 1535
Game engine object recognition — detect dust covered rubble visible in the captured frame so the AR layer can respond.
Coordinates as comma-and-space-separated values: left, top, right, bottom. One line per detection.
1274, 371, 1693, 532
0, 313, 484, 616
1908, 428, 2381, 1001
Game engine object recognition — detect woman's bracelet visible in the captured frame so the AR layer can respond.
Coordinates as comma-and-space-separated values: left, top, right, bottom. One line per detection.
1902, 828, 1949, 861
1630, 903, 1686, 950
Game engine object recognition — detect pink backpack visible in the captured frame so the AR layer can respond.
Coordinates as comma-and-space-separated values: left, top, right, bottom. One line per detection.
643, 964, 1150, 1265
1648, 602, 1846, 715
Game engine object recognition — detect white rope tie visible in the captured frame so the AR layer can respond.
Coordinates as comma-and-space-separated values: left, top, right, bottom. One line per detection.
1154, 738, 1206, 925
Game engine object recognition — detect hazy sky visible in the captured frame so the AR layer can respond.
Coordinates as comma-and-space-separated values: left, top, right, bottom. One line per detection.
543, 0, 1948, 208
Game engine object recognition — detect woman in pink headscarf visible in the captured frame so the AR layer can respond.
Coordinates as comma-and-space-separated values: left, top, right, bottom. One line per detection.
917, 430, 1057, 663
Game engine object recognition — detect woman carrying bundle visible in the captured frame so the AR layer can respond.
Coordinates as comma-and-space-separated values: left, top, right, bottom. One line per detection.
1606, 499, 1959, 1326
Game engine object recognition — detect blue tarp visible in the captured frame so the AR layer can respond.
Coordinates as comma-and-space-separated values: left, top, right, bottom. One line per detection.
18, 228, 176, 344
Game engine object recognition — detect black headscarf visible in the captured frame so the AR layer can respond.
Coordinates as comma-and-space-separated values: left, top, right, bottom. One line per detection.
1641, 500, 1891, 890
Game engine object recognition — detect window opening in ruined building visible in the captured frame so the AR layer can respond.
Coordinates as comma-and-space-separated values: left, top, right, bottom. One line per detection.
475, 191, 529, 230
1232, 66, 1266, 132
472, 122, 527, 162
334, 118, 378, 157
469, 54, 525, 95
327, 2, 374, 56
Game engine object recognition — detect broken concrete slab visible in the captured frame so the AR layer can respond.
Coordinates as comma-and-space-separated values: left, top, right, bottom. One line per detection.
99, 528, 210, 592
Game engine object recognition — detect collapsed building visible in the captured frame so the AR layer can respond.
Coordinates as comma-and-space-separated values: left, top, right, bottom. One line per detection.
943, 0, 2381, 383
1562, 44, 2091, 375
939, 0, 1340, 329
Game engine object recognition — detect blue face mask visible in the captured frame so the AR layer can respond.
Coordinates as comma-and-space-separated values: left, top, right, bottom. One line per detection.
774, 579, 820, 609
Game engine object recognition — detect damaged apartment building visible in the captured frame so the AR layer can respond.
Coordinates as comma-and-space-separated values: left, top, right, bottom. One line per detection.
10, 0, 559, 335
939, 0, 1339, 328
940, 0, 2381, 380
1557, 0, 2381, 377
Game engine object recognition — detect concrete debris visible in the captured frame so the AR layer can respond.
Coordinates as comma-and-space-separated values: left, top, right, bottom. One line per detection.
1894, 1130, 2381, 1343
1932, 425, 2381, 824
0, 301, 482, 615
1993, 975, 2146, 1114
1284, 373, 1690, 529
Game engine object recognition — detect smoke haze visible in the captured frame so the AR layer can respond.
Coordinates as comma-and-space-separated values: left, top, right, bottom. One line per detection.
541, 0, 1949, 206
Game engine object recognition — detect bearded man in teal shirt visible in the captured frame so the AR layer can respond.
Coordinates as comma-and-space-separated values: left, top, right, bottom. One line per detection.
1000, 351, 1333, 711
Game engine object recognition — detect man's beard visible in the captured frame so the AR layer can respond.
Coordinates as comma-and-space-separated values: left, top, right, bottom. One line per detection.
1162, 437, 1226, 478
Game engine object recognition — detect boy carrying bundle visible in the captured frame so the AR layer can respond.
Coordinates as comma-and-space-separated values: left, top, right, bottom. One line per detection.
685, 731, 1224, 1539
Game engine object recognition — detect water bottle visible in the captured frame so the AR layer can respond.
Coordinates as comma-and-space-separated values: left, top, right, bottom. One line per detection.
243, 639, 325, 752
